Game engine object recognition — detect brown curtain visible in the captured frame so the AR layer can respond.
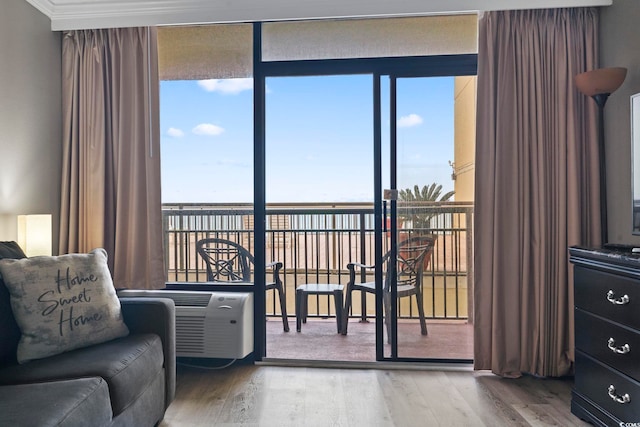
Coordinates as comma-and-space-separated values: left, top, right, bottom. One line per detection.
474, 8, 600, 377
60, 28, 165, 290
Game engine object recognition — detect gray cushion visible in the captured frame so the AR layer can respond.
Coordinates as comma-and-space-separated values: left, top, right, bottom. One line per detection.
0, 333, 163, 416
0, 248, 129, 363
0, 377, 112, 427
0, 241, 26, 367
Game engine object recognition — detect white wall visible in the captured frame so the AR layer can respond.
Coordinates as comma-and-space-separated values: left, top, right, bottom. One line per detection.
600, 0, 640, 244
0, 0, 61, 252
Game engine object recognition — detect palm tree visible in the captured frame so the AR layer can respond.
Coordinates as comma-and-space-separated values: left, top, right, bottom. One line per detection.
398, 183, 454, 231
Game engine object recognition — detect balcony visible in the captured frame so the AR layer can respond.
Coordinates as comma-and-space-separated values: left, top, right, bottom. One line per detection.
162, 202, 474, 361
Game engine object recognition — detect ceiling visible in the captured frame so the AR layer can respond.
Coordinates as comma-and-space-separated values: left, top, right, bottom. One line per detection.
25, 0, 612, 31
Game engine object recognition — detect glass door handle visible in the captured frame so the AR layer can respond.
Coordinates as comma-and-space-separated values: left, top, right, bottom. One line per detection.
383, 200, 388, 233
382, 189, 396, 233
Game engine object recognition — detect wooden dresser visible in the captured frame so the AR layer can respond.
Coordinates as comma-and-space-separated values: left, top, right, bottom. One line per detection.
570, 246, 640, 426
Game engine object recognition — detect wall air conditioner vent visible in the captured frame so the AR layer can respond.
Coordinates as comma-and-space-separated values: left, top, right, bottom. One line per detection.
117, 290, 253, 359
167, 293, 212, 307
176, 315, 205, 353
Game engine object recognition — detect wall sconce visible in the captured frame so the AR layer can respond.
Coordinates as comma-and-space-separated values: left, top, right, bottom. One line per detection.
17, 214, 52, 257
575, 67, 627, 244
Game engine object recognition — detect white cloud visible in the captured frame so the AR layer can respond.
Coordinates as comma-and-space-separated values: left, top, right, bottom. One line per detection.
167, 127, 184, 137
398, 113, 423, 128
192, 123, 225, 136
197, 78, 253, 94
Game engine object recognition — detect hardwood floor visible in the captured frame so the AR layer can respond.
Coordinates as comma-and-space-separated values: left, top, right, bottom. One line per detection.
159, 363, 589, 427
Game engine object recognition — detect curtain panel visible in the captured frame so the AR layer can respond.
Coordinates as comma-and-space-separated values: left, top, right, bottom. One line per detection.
60, 27, 165, 290
474, 8, 600, 377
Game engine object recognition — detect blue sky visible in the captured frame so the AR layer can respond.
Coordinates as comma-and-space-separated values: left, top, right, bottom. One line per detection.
160, 76, 454, 203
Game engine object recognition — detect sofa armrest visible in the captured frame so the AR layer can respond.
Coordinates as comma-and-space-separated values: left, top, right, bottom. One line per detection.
119, 297, 175, 409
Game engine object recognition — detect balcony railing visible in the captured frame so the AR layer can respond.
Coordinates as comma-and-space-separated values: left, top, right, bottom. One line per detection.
162, 202, 473, 321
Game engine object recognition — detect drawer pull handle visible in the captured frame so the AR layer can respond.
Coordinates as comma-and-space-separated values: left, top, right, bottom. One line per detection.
608, 385, 631, 404
607, 338, 631, 354
607, 290, 630, 305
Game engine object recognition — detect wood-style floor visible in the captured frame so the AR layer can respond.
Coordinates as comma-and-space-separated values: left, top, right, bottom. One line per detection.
159, 364, 589, 427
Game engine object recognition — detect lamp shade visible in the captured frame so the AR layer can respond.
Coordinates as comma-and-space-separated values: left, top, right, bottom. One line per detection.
17, 214, 52, 257
575, 67, 627, 96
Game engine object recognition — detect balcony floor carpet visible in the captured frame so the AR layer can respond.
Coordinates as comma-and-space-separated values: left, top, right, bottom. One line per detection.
266, 318, 473, 362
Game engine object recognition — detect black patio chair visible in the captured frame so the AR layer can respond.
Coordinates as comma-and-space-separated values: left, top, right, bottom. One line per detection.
196, 238, 289, 332
341, 235, 436, 341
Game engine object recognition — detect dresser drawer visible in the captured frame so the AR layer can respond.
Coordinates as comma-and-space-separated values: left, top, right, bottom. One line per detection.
575, 309, 640, 381
575, 352, 640, 423
574, 266, 640, 330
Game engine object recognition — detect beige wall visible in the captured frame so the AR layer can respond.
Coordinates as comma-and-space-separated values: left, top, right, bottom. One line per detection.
453, 76, 477, 202
0, 0, 61, 252
600, 0, 640, 244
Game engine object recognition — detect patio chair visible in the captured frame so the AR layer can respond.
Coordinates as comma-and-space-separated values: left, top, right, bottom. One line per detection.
196, 238, 290, 332
341, 235, 436, 341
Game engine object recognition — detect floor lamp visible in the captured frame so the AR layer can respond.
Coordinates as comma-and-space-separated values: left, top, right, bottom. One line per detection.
575, 67, 627, 245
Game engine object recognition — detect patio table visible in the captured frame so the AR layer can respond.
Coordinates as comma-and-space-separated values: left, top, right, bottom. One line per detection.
295, 283, 344, 333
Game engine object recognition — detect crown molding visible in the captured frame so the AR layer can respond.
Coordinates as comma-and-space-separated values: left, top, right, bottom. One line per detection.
24, 0, 613, 31
24, 0, 55, 18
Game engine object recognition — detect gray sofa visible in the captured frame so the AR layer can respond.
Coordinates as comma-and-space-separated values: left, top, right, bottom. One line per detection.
0, 241, 176, 427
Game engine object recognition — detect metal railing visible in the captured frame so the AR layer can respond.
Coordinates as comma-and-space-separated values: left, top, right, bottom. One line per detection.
162, 202, 473, 321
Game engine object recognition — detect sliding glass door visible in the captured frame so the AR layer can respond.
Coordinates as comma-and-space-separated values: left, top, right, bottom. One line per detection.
263, 74, 375, 361
383, 75, 473, 361
257, 70, 475, 363
256, 20, 477, 361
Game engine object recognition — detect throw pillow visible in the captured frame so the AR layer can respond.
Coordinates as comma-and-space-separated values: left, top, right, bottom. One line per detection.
0, 241, 27, 366
0, 248, 129, 364
0, 241, 26, 259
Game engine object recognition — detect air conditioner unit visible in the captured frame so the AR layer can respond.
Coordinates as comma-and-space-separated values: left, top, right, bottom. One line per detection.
118, 290, 253, 359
